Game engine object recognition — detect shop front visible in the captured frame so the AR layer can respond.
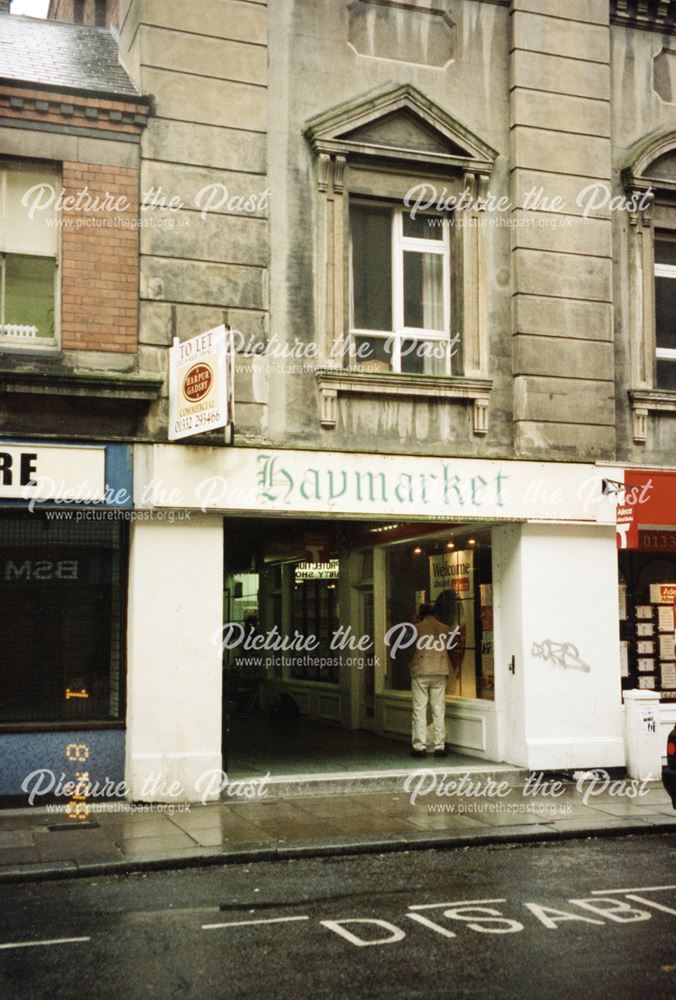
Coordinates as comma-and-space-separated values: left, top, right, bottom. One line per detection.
218, 518, 496, 776
615, 467, 676, 743
126, 444, 627, 802
0, 441, 132, 805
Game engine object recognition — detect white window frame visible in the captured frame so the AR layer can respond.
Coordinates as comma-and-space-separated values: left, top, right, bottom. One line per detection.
349, 204, 453, 375
654, 260, 676, 369
0, 163, 60, 352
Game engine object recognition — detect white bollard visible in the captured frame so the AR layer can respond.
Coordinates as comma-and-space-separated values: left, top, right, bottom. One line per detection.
623, 689, 662, 780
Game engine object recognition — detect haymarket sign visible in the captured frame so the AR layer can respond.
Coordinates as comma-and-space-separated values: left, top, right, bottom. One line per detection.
137, 445, 618, 523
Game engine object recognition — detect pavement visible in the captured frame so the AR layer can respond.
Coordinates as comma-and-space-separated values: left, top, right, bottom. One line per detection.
0, 771, 674, 884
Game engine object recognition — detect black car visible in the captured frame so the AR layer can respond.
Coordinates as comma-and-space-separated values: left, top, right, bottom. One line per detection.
663, 724, 676, 808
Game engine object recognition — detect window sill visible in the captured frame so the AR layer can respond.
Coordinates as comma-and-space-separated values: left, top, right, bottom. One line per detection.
629, 388, 676, 442
315, 367, 492, 434
0, 336, 58, 352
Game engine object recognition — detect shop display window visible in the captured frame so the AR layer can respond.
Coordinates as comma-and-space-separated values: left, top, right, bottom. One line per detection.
0, 515, 126, 724
291, 565, 340, 684
385, 534, 494, 700
619, 552, 676, 700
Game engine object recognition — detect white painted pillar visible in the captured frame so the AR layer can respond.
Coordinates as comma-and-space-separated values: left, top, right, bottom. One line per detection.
493, 522, 625, 770
125, 515, 223, 802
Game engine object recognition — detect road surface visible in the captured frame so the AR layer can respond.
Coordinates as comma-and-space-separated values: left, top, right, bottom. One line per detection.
0, 833, 674, 999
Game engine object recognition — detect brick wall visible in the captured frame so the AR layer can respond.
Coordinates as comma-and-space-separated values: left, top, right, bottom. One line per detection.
60, 162, 139, 353
0, 87, 147, 137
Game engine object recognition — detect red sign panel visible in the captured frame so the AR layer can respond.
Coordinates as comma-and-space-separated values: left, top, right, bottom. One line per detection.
616, 470, 676, 549
182, 362, 213, 402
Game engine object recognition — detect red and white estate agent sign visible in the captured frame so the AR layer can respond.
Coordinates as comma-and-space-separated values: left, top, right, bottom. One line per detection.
169, 326, 229, 441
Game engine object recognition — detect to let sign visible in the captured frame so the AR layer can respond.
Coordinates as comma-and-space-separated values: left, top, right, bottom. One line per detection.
169, 326, 228, 441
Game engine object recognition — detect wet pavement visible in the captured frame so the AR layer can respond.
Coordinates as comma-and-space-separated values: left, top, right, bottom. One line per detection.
0, 773, 674, 883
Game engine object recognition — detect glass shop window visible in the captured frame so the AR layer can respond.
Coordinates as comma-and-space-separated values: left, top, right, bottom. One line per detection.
385, 537, 494, 700
0, 516, 126, 724
619, 551, 676, 701
291, 560, 339, 683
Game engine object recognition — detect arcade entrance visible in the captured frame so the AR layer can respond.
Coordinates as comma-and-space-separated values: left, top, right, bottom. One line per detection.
220, 516, 497, 779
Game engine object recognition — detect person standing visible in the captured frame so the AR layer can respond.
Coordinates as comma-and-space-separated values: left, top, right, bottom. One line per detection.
410, 604, 450, 758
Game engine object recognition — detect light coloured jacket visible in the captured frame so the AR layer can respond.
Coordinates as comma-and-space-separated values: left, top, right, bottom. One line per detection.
410, 616, 451, 677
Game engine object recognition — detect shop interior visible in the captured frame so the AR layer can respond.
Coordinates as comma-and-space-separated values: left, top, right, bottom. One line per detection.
221, 516, 495, 778
618, 549, 676, 701
0, 514, 125, 726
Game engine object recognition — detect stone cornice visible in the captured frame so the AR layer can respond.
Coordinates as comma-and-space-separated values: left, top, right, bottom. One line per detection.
629, 388, 676, 442
611, 0, 676, 33
0, 367, 164, 402
0, 81, 152, 137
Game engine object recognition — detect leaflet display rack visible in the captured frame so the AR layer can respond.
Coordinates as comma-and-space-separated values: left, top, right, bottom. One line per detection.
620, 597, 676, 700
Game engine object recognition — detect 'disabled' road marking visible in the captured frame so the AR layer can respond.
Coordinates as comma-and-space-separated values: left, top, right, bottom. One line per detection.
624, 894, 676, 916
202, 916, 309, 930
0, 937, 91, 951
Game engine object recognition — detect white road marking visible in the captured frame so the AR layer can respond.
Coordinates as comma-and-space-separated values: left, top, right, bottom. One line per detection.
569, 897, 652, 923
202, 916, 309, 930
0, 937, 91, 951
409, 898, 506, 910
406, 913, 457, 938
625, 894, 676, 917
590, 884, 676, 895
320, 919, 405, 947
524, 903, 603, 929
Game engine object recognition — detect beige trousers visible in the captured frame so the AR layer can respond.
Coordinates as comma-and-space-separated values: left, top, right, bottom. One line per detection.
411, 675, 447, 751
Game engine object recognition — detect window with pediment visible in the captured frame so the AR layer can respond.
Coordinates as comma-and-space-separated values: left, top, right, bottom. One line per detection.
622, 134, 676, 441
305, 85, 497, 434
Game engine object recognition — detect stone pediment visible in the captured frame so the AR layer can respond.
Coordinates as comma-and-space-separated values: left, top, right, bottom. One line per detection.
305, 85, 498, 174
342, 110, 468, 158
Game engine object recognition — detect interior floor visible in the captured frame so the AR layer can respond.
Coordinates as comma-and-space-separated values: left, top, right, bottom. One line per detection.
223, 710, 493, 779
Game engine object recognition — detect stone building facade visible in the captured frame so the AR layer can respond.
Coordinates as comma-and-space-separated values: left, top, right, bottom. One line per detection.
1, 0, 674, 804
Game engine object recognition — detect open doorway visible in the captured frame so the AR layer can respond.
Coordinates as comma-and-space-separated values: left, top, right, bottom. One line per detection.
221, 517, 497, 779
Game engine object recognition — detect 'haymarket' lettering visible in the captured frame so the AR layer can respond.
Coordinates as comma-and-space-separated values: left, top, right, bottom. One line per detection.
255, 455, 508, 510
